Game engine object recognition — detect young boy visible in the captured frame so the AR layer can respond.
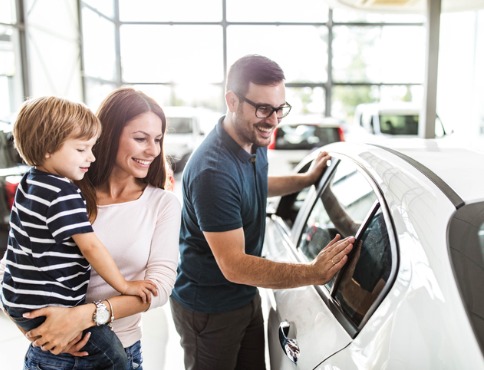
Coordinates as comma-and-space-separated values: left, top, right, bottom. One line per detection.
0, 96, 157, 369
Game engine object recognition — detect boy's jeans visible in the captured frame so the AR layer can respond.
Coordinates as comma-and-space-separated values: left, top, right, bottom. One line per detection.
21, 325, 128, 370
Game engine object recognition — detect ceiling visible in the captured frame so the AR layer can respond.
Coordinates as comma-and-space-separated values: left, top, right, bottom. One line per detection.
327, 0, 484, 13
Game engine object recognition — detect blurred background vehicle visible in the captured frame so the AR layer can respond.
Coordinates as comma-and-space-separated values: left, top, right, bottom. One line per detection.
349, 102, 452, 139
264, 140, 484, 369
268, 115, 346, 175
0, 121, 29, 258
163, 106, 205, 173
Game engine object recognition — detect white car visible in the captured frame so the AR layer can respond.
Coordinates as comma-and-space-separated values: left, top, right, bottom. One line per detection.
263, 140, 484, 369
163, 106, 205, 173
268, 115, 345, 175
350, 102, 452, 139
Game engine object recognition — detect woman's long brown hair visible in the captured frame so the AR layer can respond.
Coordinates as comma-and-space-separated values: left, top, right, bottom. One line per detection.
77, 87, 167, 222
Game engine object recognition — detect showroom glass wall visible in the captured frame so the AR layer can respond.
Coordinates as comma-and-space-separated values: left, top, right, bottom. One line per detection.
1, 0, 484, 135
1, 0, 83, 121
79, 0, 426, 123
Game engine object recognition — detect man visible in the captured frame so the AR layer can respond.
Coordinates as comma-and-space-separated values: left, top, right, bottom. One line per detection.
170, 54, 354, 370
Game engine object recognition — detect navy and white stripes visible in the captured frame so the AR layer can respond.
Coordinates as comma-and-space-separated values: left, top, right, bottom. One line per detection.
2, 168, 93, 311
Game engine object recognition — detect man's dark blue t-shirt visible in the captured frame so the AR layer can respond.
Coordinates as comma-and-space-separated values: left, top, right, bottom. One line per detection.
171, 117, 268, 313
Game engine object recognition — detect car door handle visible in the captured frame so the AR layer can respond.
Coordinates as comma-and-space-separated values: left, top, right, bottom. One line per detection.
279, 320, 300, 364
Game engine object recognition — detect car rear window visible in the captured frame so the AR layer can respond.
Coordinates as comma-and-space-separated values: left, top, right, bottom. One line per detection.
274, 124, 341, 150
166, 117, 194, 134
379, 114, 419, 135
448, 202, 484, 353
0, 129, 22, 168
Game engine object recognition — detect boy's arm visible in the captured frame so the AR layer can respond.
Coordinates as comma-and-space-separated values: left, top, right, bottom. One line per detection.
71, 233, 157, 303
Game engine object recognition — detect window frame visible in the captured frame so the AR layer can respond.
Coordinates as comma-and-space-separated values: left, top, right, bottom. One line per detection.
271, 153, 399, 337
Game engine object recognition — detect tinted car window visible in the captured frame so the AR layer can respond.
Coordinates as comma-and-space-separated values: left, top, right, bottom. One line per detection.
448, 202, 484, 353
166, 117, 193, 134
0, 128, 21, 168
274, 162, 313, 229
333, 206, 391, 327
297, 158, 393, 330
298, 159, 377, 261
378, 114, 447, 137
274, 124, 340, 150
379, 114, 419, 135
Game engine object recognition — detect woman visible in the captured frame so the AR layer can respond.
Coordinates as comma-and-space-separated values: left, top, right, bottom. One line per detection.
0, 87, 181, 369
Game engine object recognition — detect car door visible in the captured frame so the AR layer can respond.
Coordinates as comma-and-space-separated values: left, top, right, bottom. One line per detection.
264, 155, 396, 369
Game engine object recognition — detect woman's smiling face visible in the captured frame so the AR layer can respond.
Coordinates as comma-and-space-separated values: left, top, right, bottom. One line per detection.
115, 111, 163, 178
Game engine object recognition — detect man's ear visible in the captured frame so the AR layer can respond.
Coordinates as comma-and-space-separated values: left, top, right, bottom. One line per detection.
226, 91, 239, 113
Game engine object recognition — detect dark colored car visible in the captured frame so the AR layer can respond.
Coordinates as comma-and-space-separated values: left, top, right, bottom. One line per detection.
0, 122, 29, 258
267, 115, 345, 175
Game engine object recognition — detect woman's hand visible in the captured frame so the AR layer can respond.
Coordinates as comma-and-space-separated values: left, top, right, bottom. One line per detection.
24, 305, 92, 355
63, 332, 90, 357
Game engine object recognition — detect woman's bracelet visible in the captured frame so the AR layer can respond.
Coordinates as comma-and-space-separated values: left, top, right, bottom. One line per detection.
105, 298, 115, 328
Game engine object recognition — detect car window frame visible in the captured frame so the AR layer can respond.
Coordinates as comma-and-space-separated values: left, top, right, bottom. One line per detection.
316, 155, 398, 337
271, 152, 399, 338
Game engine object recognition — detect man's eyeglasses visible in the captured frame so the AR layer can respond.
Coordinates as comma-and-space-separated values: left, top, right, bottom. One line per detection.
236, 94, 292, 119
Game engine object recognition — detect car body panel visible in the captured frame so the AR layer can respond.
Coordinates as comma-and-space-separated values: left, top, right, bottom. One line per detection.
264, 219, 353, 370
264, 140, 484, 369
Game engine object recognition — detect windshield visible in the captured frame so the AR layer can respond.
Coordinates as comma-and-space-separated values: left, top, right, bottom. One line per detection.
448, 202, 484, 354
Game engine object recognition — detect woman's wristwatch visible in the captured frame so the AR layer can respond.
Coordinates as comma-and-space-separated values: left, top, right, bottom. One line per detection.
92, 300, 111, 326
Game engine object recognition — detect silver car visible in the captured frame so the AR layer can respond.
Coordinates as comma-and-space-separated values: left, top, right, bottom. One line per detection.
263, 139, 484, 369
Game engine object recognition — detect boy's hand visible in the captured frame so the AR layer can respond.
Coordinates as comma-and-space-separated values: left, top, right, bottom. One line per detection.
123, 280, 158, 304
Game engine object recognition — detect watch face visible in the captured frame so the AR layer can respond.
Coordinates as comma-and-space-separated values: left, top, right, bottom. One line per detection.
96, 305, 110, 325
98, 308, 110, 323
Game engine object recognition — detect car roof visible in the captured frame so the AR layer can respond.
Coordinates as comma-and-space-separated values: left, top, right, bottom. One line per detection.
325, 138, 484, 204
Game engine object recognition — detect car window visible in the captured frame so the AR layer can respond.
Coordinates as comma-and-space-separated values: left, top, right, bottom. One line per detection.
0, 129, 22, 168
378, 113, 447, 137
297, 159, 377, 262
296, 158, 393, 330
333, 205, 392, 328
166, 117, 193, 134
274, 161, 314, 229
379, 114, 419, 135
274, 124, 341, 150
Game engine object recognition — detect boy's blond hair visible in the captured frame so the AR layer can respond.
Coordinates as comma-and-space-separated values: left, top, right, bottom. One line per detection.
13, 96, 101, 166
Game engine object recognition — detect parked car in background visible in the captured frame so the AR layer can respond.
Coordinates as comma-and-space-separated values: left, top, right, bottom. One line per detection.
263, 140, 483, 369
0, 122, 29, 258
351, 102, 452, 139
164, 106, 205, 173
267, 115, 345, 175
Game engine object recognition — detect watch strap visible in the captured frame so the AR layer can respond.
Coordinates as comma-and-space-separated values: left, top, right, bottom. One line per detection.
105, 298, 114, 327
